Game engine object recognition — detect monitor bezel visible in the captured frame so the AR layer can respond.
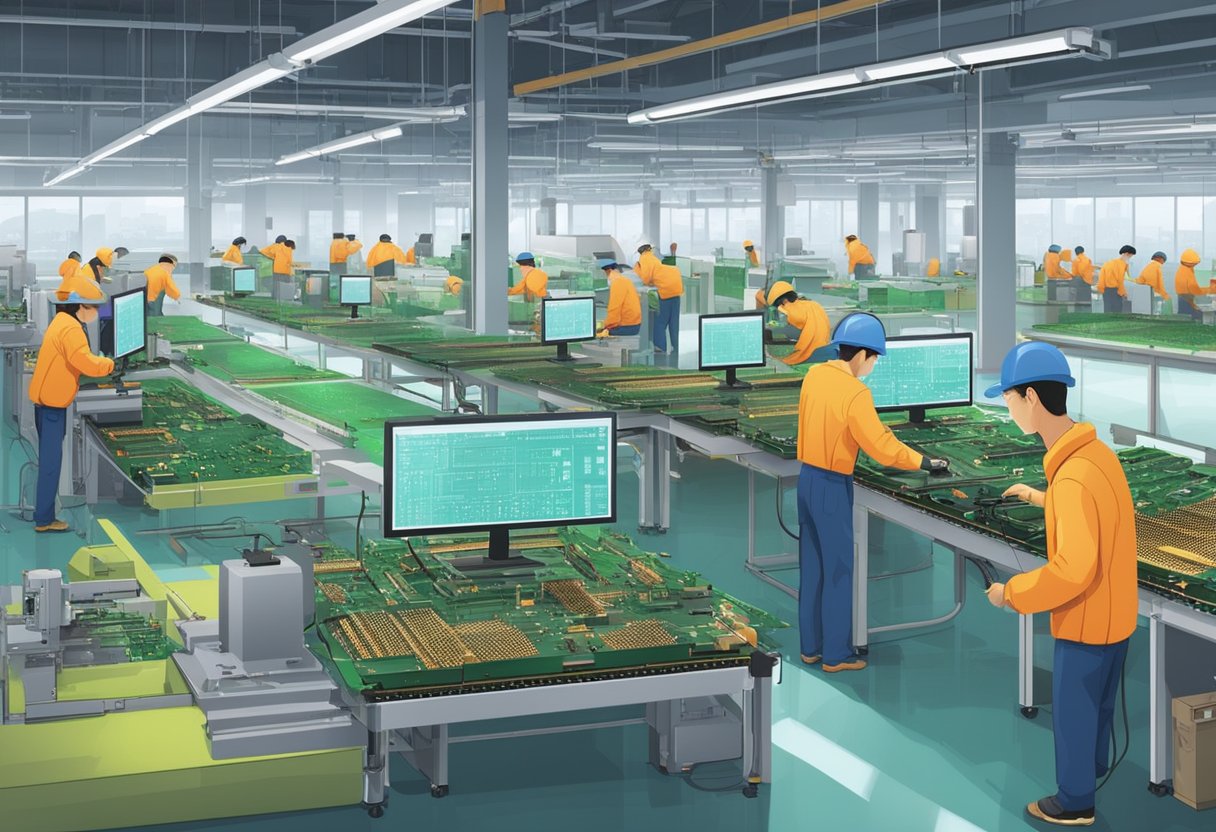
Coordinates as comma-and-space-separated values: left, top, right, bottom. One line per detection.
339, 274, 374, 307
110, 286, 148, 360
382, 410, 618, 540
698, 311, 767, 372
231, 266, 257, 294
540, 296, 597, 345
869, 331, 974, 414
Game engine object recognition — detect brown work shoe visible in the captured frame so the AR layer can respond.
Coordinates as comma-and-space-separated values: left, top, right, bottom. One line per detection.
35, 519, 69, 533
823, 658, 867, 673
1026, 796, 1094, 826
800, 654, 821, 665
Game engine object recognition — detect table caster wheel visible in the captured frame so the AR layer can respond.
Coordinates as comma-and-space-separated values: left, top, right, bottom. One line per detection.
742, 784, 759, 799
1148, 782, 1171, 797
368, 804, 385, 818
431, 784, 449, 798
1020, 706, 1039, 719
855, 646, 869, 656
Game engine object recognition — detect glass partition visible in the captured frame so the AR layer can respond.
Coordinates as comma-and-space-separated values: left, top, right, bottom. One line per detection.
27, 197, 80, 277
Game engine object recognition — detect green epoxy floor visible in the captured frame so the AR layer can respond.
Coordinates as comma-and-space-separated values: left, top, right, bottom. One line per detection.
2, 305, 1211, 831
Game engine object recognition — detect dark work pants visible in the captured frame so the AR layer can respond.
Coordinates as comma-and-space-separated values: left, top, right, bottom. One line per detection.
1102, 288, 1125, 314
797, 464, 856, 665
654, 295, 680, 353
1052, 638, 1129, 811
33, 405, 67, 526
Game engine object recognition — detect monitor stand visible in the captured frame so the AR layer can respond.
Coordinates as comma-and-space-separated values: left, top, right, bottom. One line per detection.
449, 528, 542, 571
349, 305, 360, 320
547, 342, 577, 363
716, 368, 753, 391
111, 356, 131, 391
907, 406, 927, 424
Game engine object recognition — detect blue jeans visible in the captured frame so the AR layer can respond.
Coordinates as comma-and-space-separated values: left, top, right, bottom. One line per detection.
34, 405, 67, 526
1179, 294, 1202, 321
654, 295, 680, 353
147, 294, 166, 317
797, 464, 856, 664
1052, 638, 1129, 810
1102, 288, 1125, 314
612, 324, 640, 335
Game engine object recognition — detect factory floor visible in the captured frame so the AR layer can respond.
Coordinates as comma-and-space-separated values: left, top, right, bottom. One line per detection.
3, 299, 1203, 832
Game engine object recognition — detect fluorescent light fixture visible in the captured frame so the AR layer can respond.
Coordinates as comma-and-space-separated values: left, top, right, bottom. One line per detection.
144, 108, 196, 136
588, 141, 747, 152
285, 0, 457, 64
0, 112, 31, 120
45, 165, 86, 187
372, 126, 404, 141
83, 133, 148, 165
276, 123, 405, 166
509, 112, 563, 123
1058, 84, 1151, 100
629, 28, 1108, 125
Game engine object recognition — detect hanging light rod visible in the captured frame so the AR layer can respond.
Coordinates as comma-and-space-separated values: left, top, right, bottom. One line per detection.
44, 0, 459, 187
627, 27, 1111, 126
276, 125, 405, 166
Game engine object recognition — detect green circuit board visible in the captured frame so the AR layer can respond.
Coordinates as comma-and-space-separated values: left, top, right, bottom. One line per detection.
147, 315, 240, 345
93, 377, 314, 490
310, 526, 785, 701
68, 607, 179, 662
1031, 312, 1216, 353
0, 300, 27, 323
181, 340, 344, 385
374, 337, 557, 370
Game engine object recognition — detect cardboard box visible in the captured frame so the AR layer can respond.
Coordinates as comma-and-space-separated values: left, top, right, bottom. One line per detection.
1173, 691, 1216, 810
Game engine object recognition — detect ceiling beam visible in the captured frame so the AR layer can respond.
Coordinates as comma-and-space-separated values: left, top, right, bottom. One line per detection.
0, 14, 297, 35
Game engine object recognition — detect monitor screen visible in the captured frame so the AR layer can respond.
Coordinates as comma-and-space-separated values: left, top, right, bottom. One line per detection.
111, 287, 147, 360
863, 332, 973, 411
541, 297, 596, 344
699, 312, 765, 370
232, 266, 256, 293
383, 412, 616, 538
340, 275, 373, 306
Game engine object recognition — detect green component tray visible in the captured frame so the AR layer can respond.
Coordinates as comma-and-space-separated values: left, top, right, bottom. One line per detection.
1032, 312, 1216, 353
312, 526, 786, 701
147, 315, 240, 345
183, 340, 343, 384
251, 380, 435, 461
67, 607, 180, 662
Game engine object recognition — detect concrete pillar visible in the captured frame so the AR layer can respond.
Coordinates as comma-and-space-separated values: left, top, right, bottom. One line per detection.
472, 0, 509, 335
244, 185, 268, 244
332, 173, 345, 234
186, 136, 211, 289
915, 185, 943, 262
642, 191, 661, 250
761, 166, 783, 264
977, 117, 1017, 371
858, 182, 879, 249
398, 193, 434, 248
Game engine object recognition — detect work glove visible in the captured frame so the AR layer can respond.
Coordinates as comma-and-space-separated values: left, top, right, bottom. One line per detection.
920, 457, 950, 473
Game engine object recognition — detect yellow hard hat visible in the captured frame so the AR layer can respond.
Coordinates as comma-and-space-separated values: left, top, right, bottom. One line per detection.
95, 247, 115, 268
54, 275, 106, 304
743, 240, 755, 249
1181, 248, 1202, 266
766, 281, 796, 306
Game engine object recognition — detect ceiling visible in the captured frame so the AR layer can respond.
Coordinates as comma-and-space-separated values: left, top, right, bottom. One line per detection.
1, 0, 1216, 200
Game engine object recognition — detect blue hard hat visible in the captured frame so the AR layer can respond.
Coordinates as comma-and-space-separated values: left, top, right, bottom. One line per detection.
1048, 244, 1062, 253
1152, 251, 1167, 261
597, 258, 617, 270
515, 251, 534, 263
983, 342, 1076, 398
829, 312, 887, 355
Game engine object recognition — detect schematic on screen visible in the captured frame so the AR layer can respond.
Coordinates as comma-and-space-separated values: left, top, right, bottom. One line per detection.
863, 333, 973, 410
231, 267, 257, 294
541, 297, 596, 344
111, 288, 147, 359
384, 414, 616, 536
340, 275, 373, 306
699, 313, 765, 370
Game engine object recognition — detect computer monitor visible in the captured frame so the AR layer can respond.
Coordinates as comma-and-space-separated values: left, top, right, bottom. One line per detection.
541, 296, 596, 362
863, 332, 973, 423
699, 312, 765, 390
383, 411, 617, 567
110, 287, 147, 363
339, 275, 373, 319
231, 266, 256, 295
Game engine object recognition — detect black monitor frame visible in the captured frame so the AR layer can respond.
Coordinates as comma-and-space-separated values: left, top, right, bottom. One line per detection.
109, 286, 148, 363
540, 296, 596, 362
870, 331, 974, 423
382, 411, 618, 565
339, 274, 373, 319
231, 266, 257, 296
698, 311, 766, 390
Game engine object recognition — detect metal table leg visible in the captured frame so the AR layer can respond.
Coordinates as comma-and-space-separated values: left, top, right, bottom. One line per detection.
853, 502, 870, 652
363, 729, 389, 817
1019, 613, 1038, 718
742, 470, 798, 598
1148, 614, 1172, 794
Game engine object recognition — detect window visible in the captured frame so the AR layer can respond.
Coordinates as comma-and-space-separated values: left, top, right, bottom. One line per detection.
571, 204, 600, 235
1094, 197, 1133, 264
211, 202, 243, 250
1016, 198, 1051, 261
434, 206, 468, 254
81, 196, 185, 267
27, 197, 80, 277
0, 197, 23, 247
1134, 197, 1174, 261
1052, 198, 1093, 254
306, 210, 333, 266
945, 200, 968, 253
1177, 197, 1203, 253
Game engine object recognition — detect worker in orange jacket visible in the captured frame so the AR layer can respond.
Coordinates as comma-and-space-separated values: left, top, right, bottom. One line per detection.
743, 240, 761, 268
366, 234, 411, 277
596, 258, 641, 337
143, 255, 181, 315
28, 281, 115, 533
508, 252, 548, 302
222, 237, 247, 266
765, 281, 830, 365
796, 313, 948, 673
633, 241, 683, 354
1071, 246, 1095, 289
329, 232, 363, 276
58, 251, 82, 281
986, 341, 1136, 828
845, 235, 876, 279
1134, 251, 1170, 302
444, 275, 463, 296
1096, 245, 1135, 313
1174, 248, 1213, 321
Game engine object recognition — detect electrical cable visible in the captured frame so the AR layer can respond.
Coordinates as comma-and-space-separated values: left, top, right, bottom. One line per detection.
1096, 648, 1131, 792
406, 537, 439, 584
776, 479, 798, 541
355, 490, 367, 563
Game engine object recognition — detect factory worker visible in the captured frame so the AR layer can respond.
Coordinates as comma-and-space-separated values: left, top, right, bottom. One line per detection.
329, 232, 363, 275
444, 275, 463, 296
765, 281, 830, 366
28, 281, 115, 533
1174, 248, 1213, 321
1134, 251, 1170, 301
844, 235, 875, 279
743, 240, 761, 268
985, 342, 1136, 828
926, 257, 941, 278
143, 255, 181, 316
262, 240, 295, 278
404, 241, 417, 266
597, 258, 641, 337
222, 237, 247, 266
366, 234, 410, 278
78, 246, 127, 352
1071, 246, 1094, 287
508, 252, 549, 302
633, 240, 684, 354
1043, 244, 1064, 280
669, 242, 678, 258
1097, 245, 1135, 314
58, 251, 82, 280
796, 313, 948, 672
259, 236, 287, 266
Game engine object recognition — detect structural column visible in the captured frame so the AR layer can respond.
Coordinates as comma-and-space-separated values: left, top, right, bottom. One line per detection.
185, 135, 211, 289
914, 184, 943, 262
642, 190, 661, 250
472, 0, 509, 334
332, 172, 345, 234
398, 193, 434, 247
761, 166, 783, 263
857, 182, 879, 247
977, 114, 1017, 370
244, 185, 268, 245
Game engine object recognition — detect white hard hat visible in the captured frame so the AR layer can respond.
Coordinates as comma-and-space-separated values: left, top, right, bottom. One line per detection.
635, 239, 653, 253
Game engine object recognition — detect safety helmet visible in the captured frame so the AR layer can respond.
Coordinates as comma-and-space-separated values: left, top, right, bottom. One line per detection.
233, 237, 247, 246
597, 258, 617, 271
766, 281, 796, 306
515, 251, 535, 263
379, 234, 392, 243
1047, 244, 1061, 253
743, 240, 755, 250
844, 235, 858, 243
636, 239, 653, 253
1152, 251, 1167, 262
275, 235, 288, 244
1181, 248, 1201, 266
829, 312, 887, 355
95, 247, 115, 268
983, 342, 1075, 399
54, 277, 106, 305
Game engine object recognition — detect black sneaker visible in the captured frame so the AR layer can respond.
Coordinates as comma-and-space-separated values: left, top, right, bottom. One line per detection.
1026, 795, 1095, 827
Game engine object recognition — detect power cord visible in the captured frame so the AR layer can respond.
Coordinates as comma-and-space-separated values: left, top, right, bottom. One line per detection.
776, 478, 798, 541
1096, 648, 1131, 792
355, 490, 368, 563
